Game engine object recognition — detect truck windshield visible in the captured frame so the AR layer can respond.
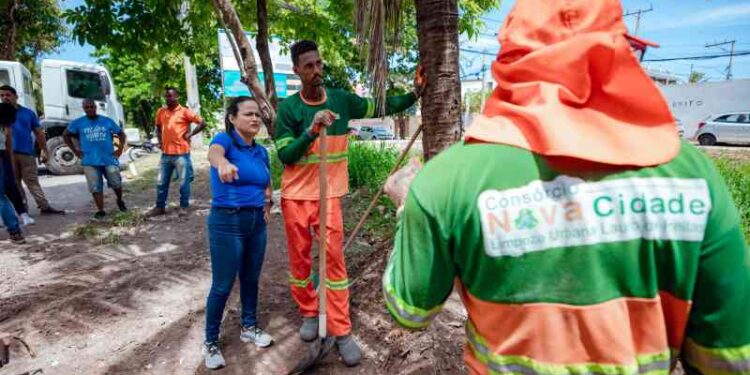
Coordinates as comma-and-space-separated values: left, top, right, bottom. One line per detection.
66, 70, 105, 100
0, 69, 10, 86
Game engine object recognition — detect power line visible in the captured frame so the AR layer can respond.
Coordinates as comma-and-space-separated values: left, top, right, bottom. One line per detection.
460, 48, 497, 57
705, 40, 737, 80
623, 4, 653, 36
480, 16, 505, 24
643, 50, 749, 62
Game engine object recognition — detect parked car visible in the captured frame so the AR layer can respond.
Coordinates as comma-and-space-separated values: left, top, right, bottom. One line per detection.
694, 112, 750, 146
358, 126, 395, 140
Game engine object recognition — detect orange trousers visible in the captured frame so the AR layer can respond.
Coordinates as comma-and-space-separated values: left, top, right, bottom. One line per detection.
281, 198, 351, 336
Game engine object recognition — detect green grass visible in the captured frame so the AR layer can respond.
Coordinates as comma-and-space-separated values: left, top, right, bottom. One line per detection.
714, 158, 750, 239
73, 224, 99, 239
100, 231, 122, 245
108, 211, 145, 227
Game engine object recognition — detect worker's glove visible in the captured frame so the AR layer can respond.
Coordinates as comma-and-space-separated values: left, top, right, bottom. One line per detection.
384, 157, 423, 211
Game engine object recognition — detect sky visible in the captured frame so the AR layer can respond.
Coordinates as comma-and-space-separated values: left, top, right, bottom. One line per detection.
460, 0, 750, 83
50, 0, 750, 84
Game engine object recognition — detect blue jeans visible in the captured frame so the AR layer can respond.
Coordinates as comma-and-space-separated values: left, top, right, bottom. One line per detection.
0, 160, 20, 234
0, 152, 26, 215
156, 154, 193, 209
205, 206, 267, 343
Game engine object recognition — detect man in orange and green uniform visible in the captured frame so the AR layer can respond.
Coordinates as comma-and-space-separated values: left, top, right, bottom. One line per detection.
383, 1, 750, 374
274, 40, 423, 367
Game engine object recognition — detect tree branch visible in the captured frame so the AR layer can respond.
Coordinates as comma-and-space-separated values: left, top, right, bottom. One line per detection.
257, 0, 278, 114
211, 0, 276, 130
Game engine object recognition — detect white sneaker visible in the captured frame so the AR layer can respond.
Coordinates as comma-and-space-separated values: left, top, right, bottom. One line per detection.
204, 342, 225, 370
20, 213, 35, 226
240, 325, 273, 347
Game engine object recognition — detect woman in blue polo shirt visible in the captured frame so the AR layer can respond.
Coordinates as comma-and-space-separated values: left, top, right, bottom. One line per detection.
203, 96, 274, 369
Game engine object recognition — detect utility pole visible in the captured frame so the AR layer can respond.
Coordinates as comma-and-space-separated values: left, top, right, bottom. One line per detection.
705, 40, 736, 80
179, 1, 203, 146
623, 4, 653, 36
479, 50, 488, 112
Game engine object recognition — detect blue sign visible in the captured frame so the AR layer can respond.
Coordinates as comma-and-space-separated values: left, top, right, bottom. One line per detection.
223, 70, 289, 98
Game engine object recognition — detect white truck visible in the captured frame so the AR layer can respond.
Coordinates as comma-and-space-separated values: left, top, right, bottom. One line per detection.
0, 59, 125, 175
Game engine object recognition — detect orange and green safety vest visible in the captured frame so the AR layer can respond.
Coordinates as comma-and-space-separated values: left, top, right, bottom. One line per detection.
274, 89, 416, 200
384, 140, 750, 375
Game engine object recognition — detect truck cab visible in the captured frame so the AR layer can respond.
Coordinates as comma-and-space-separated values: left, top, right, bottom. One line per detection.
40, 59, 125, 175
0, 61, 37, 113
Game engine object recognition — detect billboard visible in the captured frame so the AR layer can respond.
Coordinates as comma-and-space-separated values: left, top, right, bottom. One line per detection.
217, 29, 299, 98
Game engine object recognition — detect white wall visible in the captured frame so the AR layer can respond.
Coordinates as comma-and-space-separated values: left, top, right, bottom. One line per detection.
659, 79, 750, 138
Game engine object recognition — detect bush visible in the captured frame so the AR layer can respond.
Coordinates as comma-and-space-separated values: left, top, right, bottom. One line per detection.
348, 141, 401, 191
268, 148, 283, 189
714, 158, 750, 238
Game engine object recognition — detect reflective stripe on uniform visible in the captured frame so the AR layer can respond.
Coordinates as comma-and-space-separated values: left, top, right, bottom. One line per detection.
382, 282, 443, 329
295, 151, 348, 165
465, 321, 672, 375
276, 137, 295, 150
326, 278, 350, 291
289, 274, 311, 288
683, 338, 750, 375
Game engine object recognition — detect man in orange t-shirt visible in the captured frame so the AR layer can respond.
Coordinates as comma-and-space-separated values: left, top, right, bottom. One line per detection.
148, 87, 206, 216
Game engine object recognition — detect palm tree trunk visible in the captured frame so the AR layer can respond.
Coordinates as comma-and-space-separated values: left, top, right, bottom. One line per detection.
256, 0, 278, 113
211, 0, 276, 130
415, 0, 462, 160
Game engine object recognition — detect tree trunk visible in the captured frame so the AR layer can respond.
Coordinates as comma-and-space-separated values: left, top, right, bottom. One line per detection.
211, 0, 276, 132
256, 0, 278, 113
415, 0, 461, 160
0, 0, 18, 60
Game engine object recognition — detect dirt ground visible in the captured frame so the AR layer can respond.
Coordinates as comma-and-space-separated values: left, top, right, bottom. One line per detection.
1, 151, 467, 375
2, 144, 738, 375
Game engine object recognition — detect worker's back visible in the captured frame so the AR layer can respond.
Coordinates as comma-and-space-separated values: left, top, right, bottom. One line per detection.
383, 140, 749, 375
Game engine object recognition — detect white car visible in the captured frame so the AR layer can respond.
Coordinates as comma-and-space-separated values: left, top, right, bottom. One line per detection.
694, 112, 750, 146
357, 126, 395, 140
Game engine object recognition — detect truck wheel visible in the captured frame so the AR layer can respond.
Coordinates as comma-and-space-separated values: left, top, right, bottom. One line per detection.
698, 134, 717, 146
45, 136, 83, 175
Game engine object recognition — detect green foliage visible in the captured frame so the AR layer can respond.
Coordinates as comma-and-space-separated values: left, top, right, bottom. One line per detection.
93, 46, 222, 133
463, 89, 491, 113
689, 71, 706, 84
268, 146, 284, 189
348, 141, 402, 191
459, 0, 502, 39
6, 0, 66, 66
66, 0, 222, 130
64, 0, 501, 128
714, 158, 750, 238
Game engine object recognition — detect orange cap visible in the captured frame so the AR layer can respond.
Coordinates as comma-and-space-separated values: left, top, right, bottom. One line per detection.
464, 0, 678, 167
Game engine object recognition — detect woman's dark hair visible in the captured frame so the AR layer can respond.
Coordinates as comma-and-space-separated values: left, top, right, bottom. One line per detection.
0, 102, 17, 128
224, 96, 258, 146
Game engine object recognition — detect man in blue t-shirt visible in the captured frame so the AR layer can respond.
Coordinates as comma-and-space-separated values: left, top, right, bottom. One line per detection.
64, 99, 128, 219
0, 85, 64, 216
